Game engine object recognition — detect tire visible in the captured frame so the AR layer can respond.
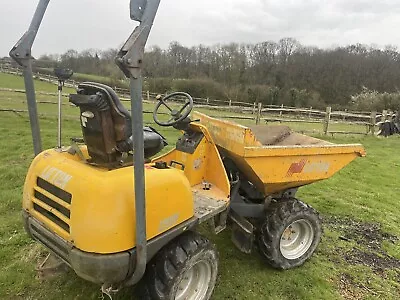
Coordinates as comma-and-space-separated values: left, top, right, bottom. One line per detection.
140, 231, 218, 300
257, 198, 322, 270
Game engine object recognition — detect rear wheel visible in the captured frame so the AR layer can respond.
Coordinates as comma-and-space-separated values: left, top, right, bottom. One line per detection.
257, 198, 322, 269
140, 231, 218, 300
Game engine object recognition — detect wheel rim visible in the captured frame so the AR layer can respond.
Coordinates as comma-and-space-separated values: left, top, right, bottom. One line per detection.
176, 260, 212, 300
280, 219, 314, 260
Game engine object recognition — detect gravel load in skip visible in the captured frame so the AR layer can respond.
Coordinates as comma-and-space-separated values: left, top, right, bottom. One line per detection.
249, 125, 331, 146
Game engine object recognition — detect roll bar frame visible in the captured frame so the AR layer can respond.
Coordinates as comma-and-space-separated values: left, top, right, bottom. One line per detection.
9, 0, 160, 287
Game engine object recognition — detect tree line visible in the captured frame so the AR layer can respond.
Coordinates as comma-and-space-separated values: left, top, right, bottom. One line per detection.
33, 38, 400, 110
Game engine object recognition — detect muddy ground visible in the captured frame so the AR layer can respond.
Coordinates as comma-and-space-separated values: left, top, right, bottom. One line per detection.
325, 216, 400, 299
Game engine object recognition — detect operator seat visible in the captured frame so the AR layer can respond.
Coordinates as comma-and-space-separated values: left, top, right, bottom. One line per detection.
69, 82, 166, 165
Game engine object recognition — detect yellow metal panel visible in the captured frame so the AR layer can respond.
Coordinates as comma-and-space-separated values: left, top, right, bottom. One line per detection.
192, 112, 261, 156
193, 112, 366, 196
192, 183, 228, 202
227, 148, 364, 195
244, 152, 361, 194
196, 124, 231, 198
23, 149, 194, 254
244, 144, 366, 158
153, 123, 230, 199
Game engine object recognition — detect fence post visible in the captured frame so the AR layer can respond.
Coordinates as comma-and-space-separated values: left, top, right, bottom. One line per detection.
279, 104, 284, 117
253, 102, 256, 115
370, 111, 377, 135
382, 109, 388, 121
229, 99, 232, 107
323, 106, 332, 135
206, 98, 209, 105
147, 91, 150, 101
256, 103, 262, 125
343, 109, 347, 121
309, 107, 312, 119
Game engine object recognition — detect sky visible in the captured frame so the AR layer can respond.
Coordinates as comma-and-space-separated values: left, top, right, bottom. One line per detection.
1, 0, 400, 57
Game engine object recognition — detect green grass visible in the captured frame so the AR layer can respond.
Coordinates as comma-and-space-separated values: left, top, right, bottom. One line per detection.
72, 72, 118, 83
0, 72, 368, 134
0, 73, 75, 94
35, 68, 125, 87
0, 74, 399, 299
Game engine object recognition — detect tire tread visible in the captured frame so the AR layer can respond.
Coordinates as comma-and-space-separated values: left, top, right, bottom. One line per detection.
140, 231, 218, 300
257, 198, 322, 270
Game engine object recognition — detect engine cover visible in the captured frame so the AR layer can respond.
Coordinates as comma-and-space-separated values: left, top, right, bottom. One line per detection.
23, 148, 194, 254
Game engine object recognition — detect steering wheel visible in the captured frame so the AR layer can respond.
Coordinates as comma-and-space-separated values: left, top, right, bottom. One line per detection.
153, 92, 194, 127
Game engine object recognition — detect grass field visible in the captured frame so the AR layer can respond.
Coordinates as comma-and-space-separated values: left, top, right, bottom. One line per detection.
35, 68, 129, 89
0, 72, 369, 135
0, 73, 399, 299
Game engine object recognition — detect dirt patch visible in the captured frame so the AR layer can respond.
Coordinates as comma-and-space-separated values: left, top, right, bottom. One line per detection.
338, 273, 366, 300
344, 248, 400, 274
337, 273, 386, 300
20, 244, 68, 280
35, 253, 69, 281
249, 125, 330, 146
326, 216, 398, 250
20, 243, 46, 263
325, 216, 400, 275
249, 125, 291, 145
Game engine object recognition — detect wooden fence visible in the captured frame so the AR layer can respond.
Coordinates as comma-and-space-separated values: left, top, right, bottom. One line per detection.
0, 66, 392, 136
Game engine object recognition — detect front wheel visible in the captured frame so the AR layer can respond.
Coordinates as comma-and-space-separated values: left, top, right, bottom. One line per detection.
257, 198, 322, 270
140, 231, 218, 300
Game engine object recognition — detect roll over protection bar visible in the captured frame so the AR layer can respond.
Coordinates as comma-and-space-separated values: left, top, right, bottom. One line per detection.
10, 0, 161, 288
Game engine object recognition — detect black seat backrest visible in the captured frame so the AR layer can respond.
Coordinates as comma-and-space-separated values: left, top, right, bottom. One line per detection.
69, 82, 132, 164
70, 82, 167, 165
77, 82, 132, 141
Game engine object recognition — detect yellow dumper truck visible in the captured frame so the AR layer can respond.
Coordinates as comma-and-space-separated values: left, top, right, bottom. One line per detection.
11, 0, 365, 299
